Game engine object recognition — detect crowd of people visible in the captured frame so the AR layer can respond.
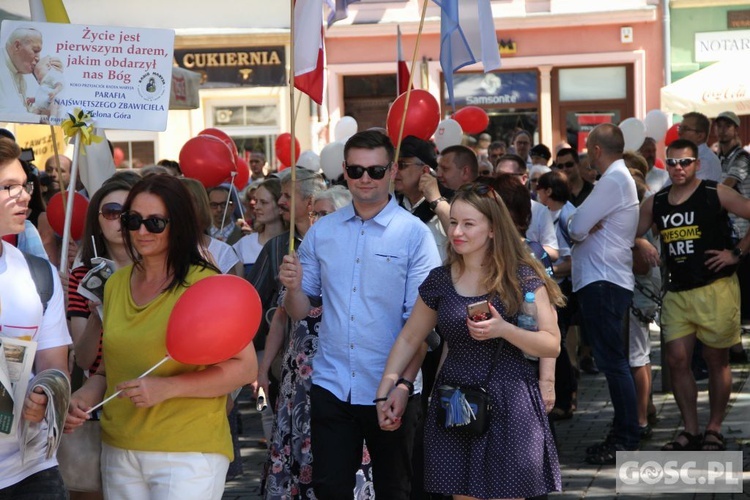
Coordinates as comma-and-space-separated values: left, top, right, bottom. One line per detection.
0, 107, 749, 500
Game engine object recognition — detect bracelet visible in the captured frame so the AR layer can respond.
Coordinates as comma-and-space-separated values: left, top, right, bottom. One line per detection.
372, 397, 388, 403
428, 196, 447, 212
395, 377, 415, 396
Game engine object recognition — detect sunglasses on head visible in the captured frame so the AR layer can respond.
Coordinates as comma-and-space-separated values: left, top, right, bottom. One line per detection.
120, 212, 170, 234
99, 202, 123, 220
345, 162, 391, 180
459, 182, 497, 199
665, 157, 696, 168
556, 161, 576, 169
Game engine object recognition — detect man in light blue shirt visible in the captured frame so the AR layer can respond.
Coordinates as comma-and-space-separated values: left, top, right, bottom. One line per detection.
281, 130, 440, 499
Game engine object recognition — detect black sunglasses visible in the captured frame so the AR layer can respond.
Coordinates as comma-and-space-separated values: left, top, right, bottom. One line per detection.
665, 157, 696, 168
99, 202, 123, 221
459, 182, 497, 199
121, 212, 170, 234
556, 161, 576, 169
345, 162, 392, 180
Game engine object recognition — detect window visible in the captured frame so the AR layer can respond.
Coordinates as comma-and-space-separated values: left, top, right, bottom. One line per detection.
112, 141, 155, 169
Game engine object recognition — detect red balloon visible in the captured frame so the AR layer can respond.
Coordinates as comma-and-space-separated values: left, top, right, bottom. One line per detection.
386, 90, 440, 145
199, 128, 238, 158
233, 157, 250, 190
665, 123, 680, 147
167, 275, 262, 365
275, 133, 300, 167
453, 106, 489, 135
179, 135, 236, 188
46, 192, 89, 240
113, 147, 125, 167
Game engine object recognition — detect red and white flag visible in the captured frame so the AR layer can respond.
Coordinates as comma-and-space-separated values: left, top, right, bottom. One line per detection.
294, 0, 325, 105
397, 25, 411, 96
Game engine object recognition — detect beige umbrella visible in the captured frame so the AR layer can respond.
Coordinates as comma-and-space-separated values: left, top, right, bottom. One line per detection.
661, 58, 750, 118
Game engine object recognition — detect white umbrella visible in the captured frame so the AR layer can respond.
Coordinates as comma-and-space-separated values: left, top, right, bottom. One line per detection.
661, 58, 750, 118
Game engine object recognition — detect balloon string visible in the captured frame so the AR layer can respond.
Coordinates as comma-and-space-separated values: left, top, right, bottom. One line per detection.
86, 355, 171, 414
393, 0, 430, 172
219, 185, 232, 236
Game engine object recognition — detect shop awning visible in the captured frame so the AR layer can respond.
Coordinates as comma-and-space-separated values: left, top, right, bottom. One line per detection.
169, 67, 201, 110
661, 59, 750, 118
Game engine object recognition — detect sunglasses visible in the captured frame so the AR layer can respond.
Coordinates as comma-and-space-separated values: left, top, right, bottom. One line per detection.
309, 210, 330, 219
345, 162, 391, 180
396, 160, 424, 170
459, 182, 497, 199
665, 157, 696, 168
120, 212, 170, 234
209, 201, 233, 209
99, 202, 123, 220
556, 161, 576, 169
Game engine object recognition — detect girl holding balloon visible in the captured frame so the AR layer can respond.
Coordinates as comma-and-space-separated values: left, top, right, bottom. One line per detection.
65, 175, 257, 500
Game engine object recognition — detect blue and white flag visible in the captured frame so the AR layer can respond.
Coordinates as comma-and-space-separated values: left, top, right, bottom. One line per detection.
434, 0, 501, 109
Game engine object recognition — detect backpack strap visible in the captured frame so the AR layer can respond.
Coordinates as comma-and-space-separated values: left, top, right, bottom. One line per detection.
22, 252, 54, 314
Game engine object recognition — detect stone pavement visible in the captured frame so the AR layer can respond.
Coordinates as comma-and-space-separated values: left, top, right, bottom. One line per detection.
223, 329, 750, 499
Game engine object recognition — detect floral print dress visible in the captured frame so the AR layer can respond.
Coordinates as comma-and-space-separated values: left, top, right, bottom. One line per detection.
264, 290, 375, 500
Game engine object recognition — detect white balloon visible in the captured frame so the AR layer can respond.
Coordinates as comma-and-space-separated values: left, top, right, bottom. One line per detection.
320, 141, 345, 180
434, 119, 463, 152
643, 109, 669, 142
297, 150, 321, 172
334, 117, 358, 142
619, 117, 647, 152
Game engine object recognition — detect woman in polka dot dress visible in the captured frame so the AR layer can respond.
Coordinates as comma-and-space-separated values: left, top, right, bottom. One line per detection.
376, 183, 564, 499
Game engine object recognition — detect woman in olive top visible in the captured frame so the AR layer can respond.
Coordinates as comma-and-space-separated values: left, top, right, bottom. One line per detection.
66, 175, 257, 500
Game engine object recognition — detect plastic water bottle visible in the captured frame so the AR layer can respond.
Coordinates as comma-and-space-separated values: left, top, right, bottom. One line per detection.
517, 292, 538, 332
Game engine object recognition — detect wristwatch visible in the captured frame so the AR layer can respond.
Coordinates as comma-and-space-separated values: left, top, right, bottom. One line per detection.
395, 377, 415, 396
732, 246, 744, 258
428, 196, 447, 212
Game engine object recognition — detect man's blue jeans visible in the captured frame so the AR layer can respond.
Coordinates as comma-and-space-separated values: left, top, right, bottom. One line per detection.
577, 280, 639, 450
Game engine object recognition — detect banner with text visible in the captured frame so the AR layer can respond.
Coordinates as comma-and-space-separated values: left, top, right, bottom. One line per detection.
0, 21, 174, 131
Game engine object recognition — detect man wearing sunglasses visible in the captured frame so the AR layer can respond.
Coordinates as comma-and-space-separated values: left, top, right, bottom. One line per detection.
394, 135, 449, 261
555, 148, 593, 208
677, 112, 722, 183
280, 131, 441, 499
0, 138, 71, 497
637, 138, 750, 453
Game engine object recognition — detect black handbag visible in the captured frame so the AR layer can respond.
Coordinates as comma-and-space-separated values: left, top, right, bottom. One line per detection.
435, 340, 504, 436
436, 385, 490, 435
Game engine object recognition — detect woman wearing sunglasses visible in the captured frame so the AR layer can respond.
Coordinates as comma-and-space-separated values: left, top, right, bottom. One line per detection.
68, 175, 140, 378
376, 183, 564, 499
66, 175, 257, 500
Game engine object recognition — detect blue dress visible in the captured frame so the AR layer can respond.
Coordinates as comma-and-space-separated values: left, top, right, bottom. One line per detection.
420, 265, 561, 498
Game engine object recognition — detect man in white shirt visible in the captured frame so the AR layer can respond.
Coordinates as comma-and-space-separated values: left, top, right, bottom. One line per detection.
0, 137, 71, 496
569, 123, 640, 463
678, 112, 722, 183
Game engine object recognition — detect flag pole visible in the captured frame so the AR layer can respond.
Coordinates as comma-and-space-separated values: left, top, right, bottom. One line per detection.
288, 0, 297, 255
58, 135, 80, 274
393, 0, 430, 164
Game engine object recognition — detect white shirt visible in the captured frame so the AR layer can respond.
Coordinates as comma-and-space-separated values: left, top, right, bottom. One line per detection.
697, 142, 722, 183
400, 196, 447, 262
568, 159, 639, 292
0, 242, 71, 489
233, 232, 264, 266
527, 200, 558, 253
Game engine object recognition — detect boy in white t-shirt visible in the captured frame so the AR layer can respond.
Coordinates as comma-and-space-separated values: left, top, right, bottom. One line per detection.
0, 137, 71, 497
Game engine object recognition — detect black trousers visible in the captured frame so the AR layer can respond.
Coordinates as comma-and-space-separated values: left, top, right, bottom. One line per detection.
311, 384, 420, 500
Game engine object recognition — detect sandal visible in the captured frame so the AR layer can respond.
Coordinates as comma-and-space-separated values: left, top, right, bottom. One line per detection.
702, 430, 726, 451
661, 430, 702, 451
585, 442, 625, 466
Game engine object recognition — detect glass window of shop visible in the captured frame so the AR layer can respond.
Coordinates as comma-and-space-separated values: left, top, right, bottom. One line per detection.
443, 71, 539, 154
553, 65, 633, 153
112, 141, 155, 169
343, 74, 398, 130
209, 103, 278, 172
